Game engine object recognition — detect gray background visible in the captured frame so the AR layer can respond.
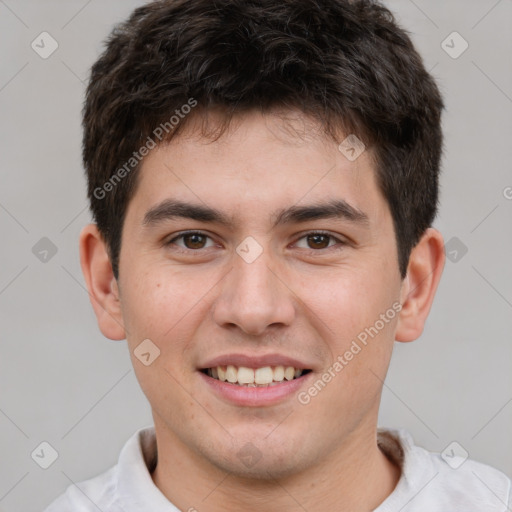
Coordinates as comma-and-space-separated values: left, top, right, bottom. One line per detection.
0, 1, 511, 510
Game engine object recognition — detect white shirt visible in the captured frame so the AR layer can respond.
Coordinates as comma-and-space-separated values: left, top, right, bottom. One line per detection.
43, 425, 511, 511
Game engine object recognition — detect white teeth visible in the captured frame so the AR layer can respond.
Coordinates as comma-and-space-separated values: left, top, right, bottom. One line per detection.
284, 366, 295, 381
237, 366, 255, 384
207, 364, 307, 385
254, 366, 273, 385
226, 365, 238, 383
273, 365, 285, 382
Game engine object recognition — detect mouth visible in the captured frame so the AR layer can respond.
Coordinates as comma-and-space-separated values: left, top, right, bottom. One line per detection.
200, 365, 312, 387
198, 354, 315, 406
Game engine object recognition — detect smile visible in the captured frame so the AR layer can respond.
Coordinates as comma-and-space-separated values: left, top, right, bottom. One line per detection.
201, 365, 312, 387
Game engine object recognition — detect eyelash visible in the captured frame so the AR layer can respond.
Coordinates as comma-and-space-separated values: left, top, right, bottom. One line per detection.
165, 230, 348, 254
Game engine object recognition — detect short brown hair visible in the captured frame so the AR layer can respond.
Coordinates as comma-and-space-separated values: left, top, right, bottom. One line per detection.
83, 0, 444, 280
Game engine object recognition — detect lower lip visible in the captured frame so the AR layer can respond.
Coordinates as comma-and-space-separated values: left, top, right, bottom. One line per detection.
199, 371, 313, 407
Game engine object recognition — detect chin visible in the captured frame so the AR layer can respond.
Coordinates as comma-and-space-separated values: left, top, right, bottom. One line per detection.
216, 453, 307, 481
205, 435, 313, 481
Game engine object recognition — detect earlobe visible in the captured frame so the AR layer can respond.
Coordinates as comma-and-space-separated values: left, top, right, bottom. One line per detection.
395, 228, 445, 343
79, 224, 126, 341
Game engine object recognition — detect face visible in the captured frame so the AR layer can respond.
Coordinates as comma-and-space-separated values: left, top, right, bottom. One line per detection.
115, 110, 406, 479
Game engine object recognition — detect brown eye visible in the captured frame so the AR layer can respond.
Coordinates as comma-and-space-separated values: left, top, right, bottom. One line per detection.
294, 231, 347, 252
167, 231, 214, 250
306, 234, 331, 249
182, 233, 207, 249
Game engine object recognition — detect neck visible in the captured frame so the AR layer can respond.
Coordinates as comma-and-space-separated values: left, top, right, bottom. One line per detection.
150, 419, 400, 512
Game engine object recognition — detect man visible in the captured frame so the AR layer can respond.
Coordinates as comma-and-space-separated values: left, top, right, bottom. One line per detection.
44, 0, 511, 510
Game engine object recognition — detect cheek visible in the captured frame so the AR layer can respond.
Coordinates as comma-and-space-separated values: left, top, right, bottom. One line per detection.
121, 268, 192, 338
306, 266, 397, 379
121, 268, 215, 379
121, 272, 200, 406
304, 268, 384, 341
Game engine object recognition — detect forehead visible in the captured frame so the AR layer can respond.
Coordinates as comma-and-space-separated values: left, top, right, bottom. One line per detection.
126, 110, 387, 230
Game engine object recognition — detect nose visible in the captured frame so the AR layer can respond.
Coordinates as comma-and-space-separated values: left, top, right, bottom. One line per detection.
212, 249, 296, 336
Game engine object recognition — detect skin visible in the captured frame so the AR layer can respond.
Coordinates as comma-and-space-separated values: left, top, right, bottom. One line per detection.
80, 109, 445, 511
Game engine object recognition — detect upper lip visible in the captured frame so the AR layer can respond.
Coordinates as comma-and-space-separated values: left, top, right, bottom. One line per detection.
199, 353, 313, 370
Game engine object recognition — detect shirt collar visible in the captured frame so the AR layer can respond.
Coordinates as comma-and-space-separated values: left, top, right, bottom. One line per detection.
116, 425, 180, 511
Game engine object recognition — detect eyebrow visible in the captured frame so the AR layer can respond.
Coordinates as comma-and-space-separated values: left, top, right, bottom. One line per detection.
142, 198, 370, 230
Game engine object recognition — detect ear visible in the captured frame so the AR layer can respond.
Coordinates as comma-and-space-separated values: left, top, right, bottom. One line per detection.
79, 224, 126, 340
395, 227, 445, 343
